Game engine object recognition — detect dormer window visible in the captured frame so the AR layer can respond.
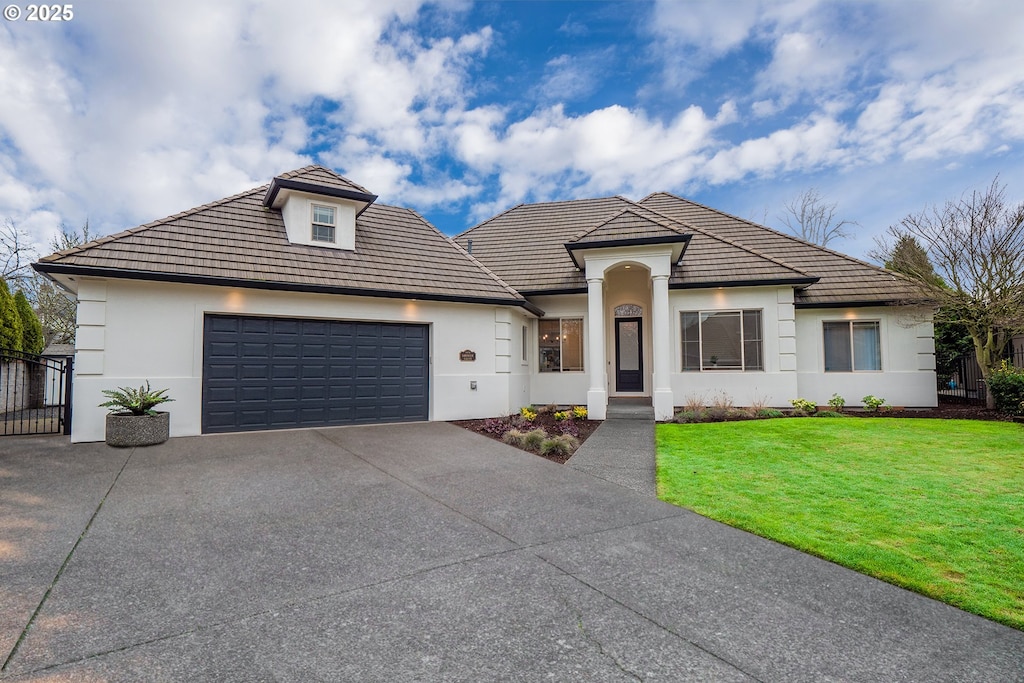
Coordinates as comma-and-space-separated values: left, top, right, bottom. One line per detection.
311, 204, 336, 243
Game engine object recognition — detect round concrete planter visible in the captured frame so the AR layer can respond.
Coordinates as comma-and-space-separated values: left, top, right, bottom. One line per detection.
105, 411, 170, 447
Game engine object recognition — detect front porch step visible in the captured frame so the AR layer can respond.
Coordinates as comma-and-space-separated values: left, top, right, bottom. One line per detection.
606, 398, 655, 420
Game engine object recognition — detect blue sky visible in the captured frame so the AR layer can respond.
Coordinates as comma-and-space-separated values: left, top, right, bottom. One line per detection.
2, 0, 1023, 262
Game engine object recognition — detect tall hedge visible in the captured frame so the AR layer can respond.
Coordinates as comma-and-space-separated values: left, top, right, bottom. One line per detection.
0, 278, 23, 352
14, 290, 44, 354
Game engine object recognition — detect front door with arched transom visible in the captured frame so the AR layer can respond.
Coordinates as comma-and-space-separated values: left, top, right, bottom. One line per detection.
614, 305, 643, 392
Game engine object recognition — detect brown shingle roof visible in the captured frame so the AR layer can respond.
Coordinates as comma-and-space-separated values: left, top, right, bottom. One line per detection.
638, 193, 923, 305
568, 209, 686, 244
456, 196, 817, 293
457, 197, 631, 292
36, 168, 526, 307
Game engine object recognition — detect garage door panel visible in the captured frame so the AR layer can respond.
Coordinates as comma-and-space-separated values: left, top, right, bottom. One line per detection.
203, 315, 429, 433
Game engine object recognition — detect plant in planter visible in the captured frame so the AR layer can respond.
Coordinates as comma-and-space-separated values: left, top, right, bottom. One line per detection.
99, 381, 174, 447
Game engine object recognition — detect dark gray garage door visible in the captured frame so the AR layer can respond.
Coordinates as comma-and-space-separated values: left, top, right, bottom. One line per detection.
202, 314, 429, 434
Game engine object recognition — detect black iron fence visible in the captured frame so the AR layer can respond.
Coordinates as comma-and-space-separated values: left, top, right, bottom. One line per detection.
0, 349, 73, 436
939, 342, 1024, 406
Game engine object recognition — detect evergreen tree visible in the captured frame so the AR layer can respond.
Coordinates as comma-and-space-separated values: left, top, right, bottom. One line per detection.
15, 289, 44, 354
0, 278, 24, 351
884, 235, 945, 289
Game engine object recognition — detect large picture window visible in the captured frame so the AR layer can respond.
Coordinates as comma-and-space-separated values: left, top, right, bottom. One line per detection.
539, 318, 584, 372
681, 310, 763, 371
824, 321, 881, 371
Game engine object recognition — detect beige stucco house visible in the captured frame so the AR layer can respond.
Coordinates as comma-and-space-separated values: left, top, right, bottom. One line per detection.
35, 166, 937, 442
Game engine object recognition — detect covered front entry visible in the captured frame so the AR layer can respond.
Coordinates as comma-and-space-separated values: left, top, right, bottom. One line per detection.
202, 314, 429, 434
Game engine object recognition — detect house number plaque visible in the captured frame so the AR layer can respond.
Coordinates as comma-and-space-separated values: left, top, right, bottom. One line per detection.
459, 349, 477, 362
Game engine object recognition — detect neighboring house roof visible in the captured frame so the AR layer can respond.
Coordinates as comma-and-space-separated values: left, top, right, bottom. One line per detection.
35, 166, 532, 310
456, 191, 918, 306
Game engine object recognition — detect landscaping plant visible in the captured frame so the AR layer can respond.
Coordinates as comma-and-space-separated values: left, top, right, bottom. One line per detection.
523, 428, 547, 451
827, 393, 846, 412
789, 398, 817, 415
540, 434, 579, 456
571, 405, 588, 420
987, 360, 1024, 415
861, 395, 887, 412
99, 381, 174, 416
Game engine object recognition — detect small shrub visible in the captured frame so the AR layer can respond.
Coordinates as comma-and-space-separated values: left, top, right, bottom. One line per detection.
757, 408, 785, 419
524, 428, 547, 451
789, 398, 817, 415
502, 429, 527, 448
520, 406, 537, 422
543, 403, 559, 414
571, 405, 588, 420
815, 410, 846, 418
827, 393, 846, 412
725, 408, 750, 420
675, 410, 706, 423
861, 395, 887, 412
540, 434, 580, 456
482, 417, 513, 436
683, 392, 707, 413
988, 361, 1024, 415
710, 390, 734, 411
553, 410, 570, 421
704, 406, 728, 422
557, 420, 581, 438
746, 392, 770, 417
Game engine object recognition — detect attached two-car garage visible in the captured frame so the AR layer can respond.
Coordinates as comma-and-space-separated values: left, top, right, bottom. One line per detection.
202, 314, 429, 434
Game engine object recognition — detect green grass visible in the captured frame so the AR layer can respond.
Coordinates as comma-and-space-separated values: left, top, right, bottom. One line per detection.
656, 418, 1024, 630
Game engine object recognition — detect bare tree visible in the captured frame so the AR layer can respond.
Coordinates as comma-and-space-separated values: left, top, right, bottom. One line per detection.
871, 176, 1024, 408
0, 217, 37, 288
778, 188, 857, 247
31, 222, 93, 346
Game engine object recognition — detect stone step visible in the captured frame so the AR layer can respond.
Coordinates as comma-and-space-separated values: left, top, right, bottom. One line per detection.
605, 399, 655, 420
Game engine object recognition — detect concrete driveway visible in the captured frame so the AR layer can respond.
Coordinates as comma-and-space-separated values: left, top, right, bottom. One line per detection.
1, 423, 1021, 681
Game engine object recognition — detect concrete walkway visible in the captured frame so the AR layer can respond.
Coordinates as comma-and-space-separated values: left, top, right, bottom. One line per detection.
2, 424, 1022, 681
566, 399, 657, 496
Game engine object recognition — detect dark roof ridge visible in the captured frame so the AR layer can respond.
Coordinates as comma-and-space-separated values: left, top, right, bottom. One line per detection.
642, 191, 901, 280
632, 199, 814, 278
39, 183, 270, 263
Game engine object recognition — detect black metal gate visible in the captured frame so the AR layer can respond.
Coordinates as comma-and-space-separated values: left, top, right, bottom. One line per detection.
939, 344, 1024, 406
0, 349, 73, 436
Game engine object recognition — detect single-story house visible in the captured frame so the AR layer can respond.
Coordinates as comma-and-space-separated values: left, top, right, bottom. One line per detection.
34, 165, 936, 443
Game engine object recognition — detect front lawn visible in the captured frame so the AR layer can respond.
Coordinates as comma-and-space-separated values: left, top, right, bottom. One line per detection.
656, 419, 1024, 629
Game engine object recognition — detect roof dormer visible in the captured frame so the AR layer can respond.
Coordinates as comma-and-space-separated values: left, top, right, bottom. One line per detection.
263, 168, 377, 251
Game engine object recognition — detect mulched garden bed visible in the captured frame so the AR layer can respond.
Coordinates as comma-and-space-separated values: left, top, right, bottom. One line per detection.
454, 400, 1016, 465
844, 402, 1014, 422
451, 412, 602, 464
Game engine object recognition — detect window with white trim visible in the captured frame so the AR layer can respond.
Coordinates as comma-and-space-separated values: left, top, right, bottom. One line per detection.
539, 318, 584, 372
311, 204, 336, 243
823, 320, 881, 371
681, 310, 763, 371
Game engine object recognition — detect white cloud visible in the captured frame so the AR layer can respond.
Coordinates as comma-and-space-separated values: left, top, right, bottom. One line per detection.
1, 0, 1023, 256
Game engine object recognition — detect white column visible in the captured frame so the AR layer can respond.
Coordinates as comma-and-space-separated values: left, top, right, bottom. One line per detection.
586, 276, 607, 420
651, 273, 674, 421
